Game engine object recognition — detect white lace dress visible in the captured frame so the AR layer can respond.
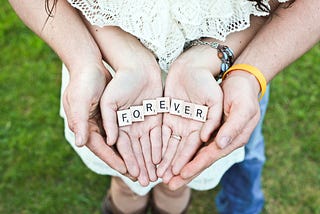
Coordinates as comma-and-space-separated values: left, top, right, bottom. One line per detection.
60, 0, 289, 195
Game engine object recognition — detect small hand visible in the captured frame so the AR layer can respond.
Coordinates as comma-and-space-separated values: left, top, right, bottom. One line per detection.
167, 71, 261, 190
101, 68, 163, 186
62, 63, 127, 175
157, 46, 223, 182
95, 27, 163, 186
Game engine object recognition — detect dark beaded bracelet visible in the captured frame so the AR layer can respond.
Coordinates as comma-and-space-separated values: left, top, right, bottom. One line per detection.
188, 39, 234, 82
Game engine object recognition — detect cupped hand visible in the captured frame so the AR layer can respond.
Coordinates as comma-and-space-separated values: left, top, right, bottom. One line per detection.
167, 70, 262, 190
62, 63, 127, 175
95, 27, 163, 186
157, 46, 224, 182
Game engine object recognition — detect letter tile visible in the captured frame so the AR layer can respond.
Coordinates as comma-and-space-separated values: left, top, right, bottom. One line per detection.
117, 109, 132, 126
156, 97, 170, 113
182, 102, 194, 119
130, 105, 144, 122
170, 98, 183, 116
143, 99, 157, 116
193, 104, 208, 122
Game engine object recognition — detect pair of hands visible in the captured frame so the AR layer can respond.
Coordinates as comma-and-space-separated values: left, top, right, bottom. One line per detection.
63, 28, 262, 190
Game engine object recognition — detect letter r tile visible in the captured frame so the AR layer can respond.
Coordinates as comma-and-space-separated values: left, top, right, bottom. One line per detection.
143, 99, 157, 116
193, 104, 208, 122
117, 109, 132, 126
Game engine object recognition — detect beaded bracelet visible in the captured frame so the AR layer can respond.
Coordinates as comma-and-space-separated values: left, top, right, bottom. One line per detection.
222, 64, 267, 101
188, 39, 234, 82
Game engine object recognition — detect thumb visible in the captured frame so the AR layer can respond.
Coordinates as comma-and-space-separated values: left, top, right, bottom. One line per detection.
215, 107, 252, 149
63, 88, 91, 147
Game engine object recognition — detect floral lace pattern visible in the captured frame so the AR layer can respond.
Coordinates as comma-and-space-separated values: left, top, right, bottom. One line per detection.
67, 0, 289, 71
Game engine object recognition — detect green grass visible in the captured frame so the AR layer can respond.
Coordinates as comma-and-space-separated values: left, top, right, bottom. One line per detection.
1, 1, 319, 213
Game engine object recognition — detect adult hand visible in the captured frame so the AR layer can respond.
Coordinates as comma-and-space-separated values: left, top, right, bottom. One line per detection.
168, 71, 261, 190
62, 63, 127, 175
157, 45, 223, 183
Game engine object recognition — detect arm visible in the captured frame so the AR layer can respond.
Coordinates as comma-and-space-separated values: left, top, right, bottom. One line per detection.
9, 0, 127, 174
170, 0, 320, 190
157, 13, 275, 181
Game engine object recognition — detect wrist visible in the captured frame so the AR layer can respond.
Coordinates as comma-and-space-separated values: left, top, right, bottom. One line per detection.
182, 38, 234, 79
223, 70, 261, 97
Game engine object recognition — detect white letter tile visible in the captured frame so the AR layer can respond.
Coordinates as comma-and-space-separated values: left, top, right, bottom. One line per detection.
117, 109, 132, 126
143, 99, 157, 116
193, 104, 208, 122
156, 97, 170, 113
130, 105, 144, 122
181, 102, 194, 119
170, 99, 183, 116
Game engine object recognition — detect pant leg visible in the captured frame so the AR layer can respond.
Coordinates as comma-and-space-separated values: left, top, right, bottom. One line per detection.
216, 86, 270, 214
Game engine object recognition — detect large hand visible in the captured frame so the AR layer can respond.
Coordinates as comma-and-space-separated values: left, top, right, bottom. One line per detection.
62, 63, 127, 175
157, 46, 223, 183
168, 71, 261, 190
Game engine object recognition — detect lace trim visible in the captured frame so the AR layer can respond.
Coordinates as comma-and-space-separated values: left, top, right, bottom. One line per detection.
67, 0, 289, 71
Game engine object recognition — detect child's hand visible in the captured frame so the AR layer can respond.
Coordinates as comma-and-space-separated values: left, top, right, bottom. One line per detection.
157, 45, 223, 182
93, 26, 163, 186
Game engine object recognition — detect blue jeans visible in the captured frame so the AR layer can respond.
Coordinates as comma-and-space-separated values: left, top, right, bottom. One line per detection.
216, 86, 270, 214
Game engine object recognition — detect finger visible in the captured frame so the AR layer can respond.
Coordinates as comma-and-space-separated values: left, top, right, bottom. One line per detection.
131, 138, 150, 186
117, 131, 140, 178
100, 94, 119, 146
140, 135, 157, 182
157, 134, 181, 177
63, 90, 90, 147
86, 131, 127, 174
179, 142, 220, 179
168, 173, 200, 191
161, 125, 171, 157
215, 106, 257, 149
180, 114, 259, 180
162, 166, 174, 184
172, 131, 202, 175
200, 101, 223, 142
150, 126, 162, 165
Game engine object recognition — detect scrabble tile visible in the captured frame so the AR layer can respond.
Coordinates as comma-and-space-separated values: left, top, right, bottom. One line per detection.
143, 99, 157, 116
156, 97, 170, 113
130, 105, 144, 122
193, 104, 208, 122
181, 102, 194, 119
117, 109, 132, 126
170, 99, 183, 116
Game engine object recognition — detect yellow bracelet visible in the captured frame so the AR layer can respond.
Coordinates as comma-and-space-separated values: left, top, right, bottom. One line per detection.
222, 64, 267, 101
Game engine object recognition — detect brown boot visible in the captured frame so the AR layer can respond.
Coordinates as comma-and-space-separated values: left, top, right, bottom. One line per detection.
101, 177, 149, 214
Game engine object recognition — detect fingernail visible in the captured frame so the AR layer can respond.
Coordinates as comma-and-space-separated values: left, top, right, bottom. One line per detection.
218, 136, 231, 149
75, 134, 84, 147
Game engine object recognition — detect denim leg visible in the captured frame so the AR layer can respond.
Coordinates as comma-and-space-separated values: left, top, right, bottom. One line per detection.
216, 86, 270, 214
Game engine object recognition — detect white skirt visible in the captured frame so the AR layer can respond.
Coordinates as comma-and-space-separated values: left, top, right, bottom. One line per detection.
59, 64, 244, 195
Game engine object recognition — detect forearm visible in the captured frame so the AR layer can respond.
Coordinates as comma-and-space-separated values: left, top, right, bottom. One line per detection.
235, 0, 320, 82
9, 0, 103, 73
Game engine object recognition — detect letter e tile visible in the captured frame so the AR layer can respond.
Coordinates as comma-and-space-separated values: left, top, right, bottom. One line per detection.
156, 97, 170, 113
182, 102, 194, 119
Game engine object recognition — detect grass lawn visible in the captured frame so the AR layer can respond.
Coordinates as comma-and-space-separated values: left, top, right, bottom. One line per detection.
1, 1, 319, 213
